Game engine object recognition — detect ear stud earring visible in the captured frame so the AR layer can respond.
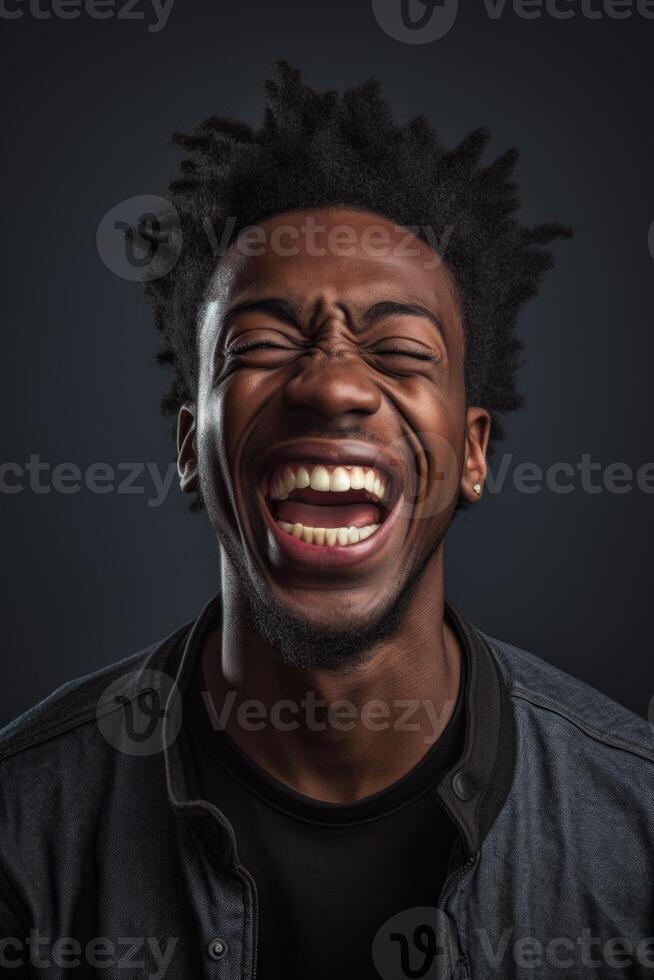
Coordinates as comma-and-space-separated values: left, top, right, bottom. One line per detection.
473, 483, 482, 496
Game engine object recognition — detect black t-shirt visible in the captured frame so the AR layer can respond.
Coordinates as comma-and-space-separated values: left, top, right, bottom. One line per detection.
184, 635, 467, 980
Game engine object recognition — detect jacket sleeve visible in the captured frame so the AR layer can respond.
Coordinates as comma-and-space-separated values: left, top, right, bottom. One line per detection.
0, 867, 32, 976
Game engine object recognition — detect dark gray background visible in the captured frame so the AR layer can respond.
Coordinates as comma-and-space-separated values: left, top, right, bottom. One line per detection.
2, 0, 653, 726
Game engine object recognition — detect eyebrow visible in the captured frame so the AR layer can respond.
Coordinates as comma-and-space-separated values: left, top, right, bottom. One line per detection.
361, 300, 445, 339
222, 298, 303, 330
222, 297, 445, 339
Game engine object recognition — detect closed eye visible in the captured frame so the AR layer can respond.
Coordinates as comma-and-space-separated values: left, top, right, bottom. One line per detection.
372, 346, 436, 362
228, 340, 297, 355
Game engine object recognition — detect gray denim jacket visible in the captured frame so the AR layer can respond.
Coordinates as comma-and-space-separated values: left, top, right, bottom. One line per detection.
1, 596, 653, 979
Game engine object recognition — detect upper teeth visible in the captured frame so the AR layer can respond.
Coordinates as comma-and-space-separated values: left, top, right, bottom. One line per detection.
269, 464, 388, 502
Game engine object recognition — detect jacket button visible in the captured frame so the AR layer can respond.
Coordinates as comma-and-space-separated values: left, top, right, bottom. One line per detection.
207, 939, 228, 960
452, 770, 476, 801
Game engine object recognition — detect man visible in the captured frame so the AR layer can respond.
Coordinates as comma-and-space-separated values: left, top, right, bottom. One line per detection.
1, 62, 652, 980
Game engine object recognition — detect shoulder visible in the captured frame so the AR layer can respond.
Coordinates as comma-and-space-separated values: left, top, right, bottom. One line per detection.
0, 622, 189, 765
483, 629, 654, 767
477, 630, 654, 919
0, 622, 191, 931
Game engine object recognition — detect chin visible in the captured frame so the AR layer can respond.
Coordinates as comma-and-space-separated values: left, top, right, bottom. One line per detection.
243, 567, 419, 672
275, 586, 388, 632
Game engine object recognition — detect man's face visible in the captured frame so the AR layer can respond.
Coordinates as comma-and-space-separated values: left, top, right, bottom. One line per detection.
179, 208, 488, 640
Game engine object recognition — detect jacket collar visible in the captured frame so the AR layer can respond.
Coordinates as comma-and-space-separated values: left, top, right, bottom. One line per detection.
437, 600, 516, 855
156, 593, 515, 860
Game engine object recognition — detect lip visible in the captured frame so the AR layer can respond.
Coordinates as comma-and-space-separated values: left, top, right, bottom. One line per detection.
255, 439, 406, 570
259, 490, 402, 569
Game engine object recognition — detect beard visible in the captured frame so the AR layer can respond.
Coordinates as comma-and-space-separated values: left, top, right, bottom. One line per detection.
210, 507, 436, 671
242, 573, 425, 671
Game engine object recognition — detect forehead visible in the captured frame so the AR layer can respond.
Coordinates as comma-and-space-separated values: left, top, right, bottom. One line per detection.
201, 207, 463, 337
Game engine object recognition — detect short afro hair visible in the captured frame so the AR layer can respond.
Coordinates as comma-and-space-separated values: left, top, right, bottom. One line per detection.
138, 60, 570, 454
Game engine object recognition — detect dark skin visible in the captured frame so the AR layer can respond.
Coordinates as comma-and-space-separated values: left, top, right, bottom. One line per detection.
178, 208, 490, 803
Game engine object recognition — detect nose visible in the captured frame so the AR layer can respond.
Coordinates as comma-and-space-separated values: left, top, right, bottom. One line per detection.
282, 347, 382, 424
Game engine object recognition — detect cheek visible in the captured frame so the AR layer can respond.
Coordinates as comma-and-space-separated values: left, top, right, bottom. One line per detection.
380, 379, 465, 521
195, 377, 243, 513
197, 371, 281, 508
220, 371, 290, 475
199, 370, 260, 459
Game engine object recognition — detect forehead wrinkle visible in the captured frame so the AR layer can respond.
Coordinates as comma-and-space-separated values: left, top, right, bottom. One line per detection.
307, 296, 359, 333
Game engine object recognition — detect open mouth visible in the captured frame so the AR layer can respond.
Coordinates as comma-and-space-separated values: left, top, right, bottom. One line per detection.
264, 463, 395, 548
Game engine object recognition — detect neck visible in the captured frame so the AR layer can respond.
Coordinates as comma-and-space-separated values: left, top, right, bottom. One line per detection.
200, 547, 461, 804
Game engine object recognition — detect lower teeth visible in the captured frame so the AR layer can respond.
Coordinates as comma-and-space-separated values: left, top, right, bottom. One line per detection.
276, 521, 380, 546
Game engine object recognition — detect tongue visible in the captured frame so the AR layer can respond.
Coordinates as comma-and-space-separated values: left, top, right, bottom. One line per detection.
276, 501, 381, 528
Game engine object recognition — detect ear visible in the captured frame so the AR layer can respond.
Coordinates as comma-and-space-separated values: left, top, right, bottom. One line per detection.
460, 406, 491, 504
177, 403, 198, 495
